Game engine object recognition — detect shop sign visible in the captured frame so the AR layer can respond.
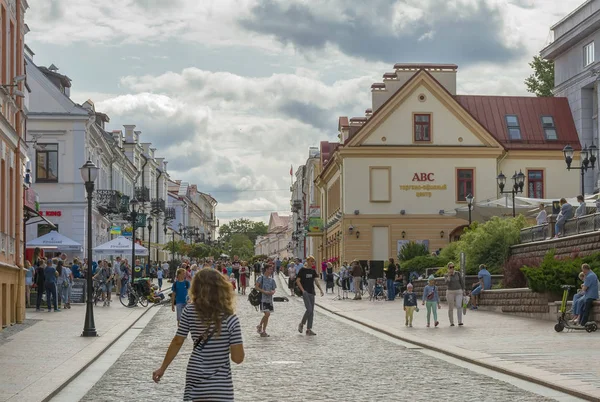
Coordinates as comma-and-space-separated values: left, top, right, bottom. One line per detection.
110, 226, 121, 235
308, 205, 321, 218
70, 279, 86, 304
308, 217, 324, 232
401, 173, 447, 198
40, 211, 62, 217
24, 188, 37, 210
412, 173, 435, 182
122, 225, 133, 237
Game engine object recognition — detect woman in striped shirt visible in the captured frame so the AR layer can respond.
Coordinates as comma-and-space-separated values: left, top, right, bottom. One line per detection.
153, 268, 245, 401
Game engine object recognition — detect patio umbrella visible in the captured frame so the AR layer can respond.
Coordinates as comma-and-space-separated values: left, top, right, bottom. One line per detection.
93, 236, 149, 256
26, 231, 82, 251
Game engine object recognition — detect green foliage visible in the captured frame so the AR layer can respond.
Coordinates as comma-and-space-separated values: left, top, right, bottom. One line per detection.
524, 56, 554, 97
227, 233, 254, 260
521, 250, 600, 293
401, 255, 448, 273
434, 267, 448, 277
444, 216, 527, 275
398, 241, 429, 261
162, 240, 187, 255
218, 218, 268, 244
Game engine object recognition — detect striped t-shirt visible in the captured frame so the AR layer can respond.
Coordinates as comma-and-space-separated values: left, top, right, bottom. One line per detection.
176, 305, 243, 402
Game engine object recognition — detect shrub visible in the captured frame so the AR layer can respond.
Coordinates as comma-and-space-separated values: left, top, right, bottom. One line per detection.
434, 267, 448, 277
502, 255, 542, 288
521, 250, 582, 293
398, 241, 429, 261
401, 255, 448, 274
439, 241, 460, 263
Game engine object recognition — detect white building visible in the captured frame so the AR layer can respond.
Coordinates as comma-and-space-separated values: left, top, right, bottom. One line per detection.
254, 213, 292, 259
167, 180, 218, 245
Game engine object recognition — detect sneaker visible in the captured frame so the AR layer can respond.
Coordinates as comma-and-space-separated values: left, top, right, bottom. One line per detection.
434, 321, 439, 327
471, 306, 478, 310
298, 323, 303, 333
427, 323, 430, 327
256, 325, 262, 334
306, 329, 316, 336
55, 309, 61, 312
450, 324, 455, 327
459, 323, 464, 326
103, 301, 107, 307
260, 332, 270, 337
405, 322, 408, 327
47, 310, 51, 312
409, 324, 413, 327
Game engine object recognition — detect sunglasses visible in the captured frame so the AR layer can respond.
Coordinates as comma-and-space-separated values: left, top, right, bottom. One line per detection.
448, 266, 455, 269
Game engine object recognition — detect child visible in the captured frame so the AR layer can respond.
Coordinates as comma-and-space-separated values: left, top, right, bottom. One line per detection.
403, 283, 418, 327
229, 273, 237, 291
171, 268, 190, 326
239, 262, 248, 295
422, 275, 440, 328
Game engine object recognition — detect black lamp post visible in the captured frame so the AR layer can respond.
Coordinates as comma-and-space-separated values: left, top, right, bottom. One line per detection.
563, 144, 598, 196
497, 170, 525, 217
466, 193, 474, 225
130, 198, 139, 282
147, 216, 153, 273
80, 160, 99, 337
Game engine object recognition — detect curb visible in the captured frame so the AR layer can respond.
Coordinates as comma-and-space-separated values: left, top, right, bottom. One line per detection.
278, 274, 598, 401
41, 302, 162, 402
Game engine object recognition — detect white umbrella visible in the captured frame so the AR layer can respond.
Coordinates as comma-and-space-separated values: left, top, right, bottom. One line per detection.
94, 236, 148, 256
26, 231, 82, 251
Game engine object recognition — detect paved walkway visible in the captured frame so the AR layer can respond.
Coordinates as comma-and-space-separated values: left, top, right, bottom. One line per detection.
281, 274, 600, 401
0, 290, 165, 402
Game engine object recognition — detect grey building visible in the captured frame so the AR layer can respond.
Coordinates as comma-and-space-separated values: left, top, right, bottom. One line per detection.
541, 0, 600, 193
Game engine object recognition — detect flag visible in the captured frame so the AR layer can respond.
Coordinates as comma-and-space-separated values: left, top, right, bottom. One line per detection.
290, 165, 293, 176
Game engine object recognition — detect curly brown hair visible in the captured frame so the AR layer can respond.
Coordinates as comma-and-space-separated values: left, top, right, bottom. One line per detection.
189, 268, 235, 336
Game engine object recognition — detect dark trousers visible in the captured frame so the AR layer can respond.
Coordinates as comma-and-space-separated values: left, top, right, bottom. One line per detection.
158, 278, 163, 289
386, 279, 395, 300
44, 282, 58, 310
36, 285, 44, 309
580, 298, 597, 325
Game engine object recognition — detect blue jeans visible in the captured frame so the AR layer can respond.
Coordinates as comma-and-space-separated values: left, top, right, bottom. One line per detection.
44, 282, 58, 310
386, 279, 395, 300
158, 278, 163, 289
573, 293, 585, 315
581, 298, 597, 325
120, 280, 128, 297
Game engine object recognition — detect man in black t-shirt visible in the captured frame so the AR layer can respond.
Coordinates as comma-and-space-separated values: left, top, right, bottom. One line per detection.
253, 260, 262, 282
296, 265, 324, 336
386, 258, 398, 301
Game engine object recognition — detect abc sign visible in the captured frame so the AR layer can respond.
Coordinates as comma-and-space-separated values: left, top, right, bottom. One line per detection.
412, 173, 435, 182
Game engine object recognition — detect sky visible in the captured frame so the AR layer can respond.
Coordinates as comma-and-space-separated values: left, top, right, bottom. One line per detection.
25, 0, 585, 226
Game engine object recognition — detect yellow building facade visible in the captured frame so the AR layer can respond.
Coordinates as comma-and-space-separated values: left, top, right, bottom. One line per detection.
317, 65, 582, 263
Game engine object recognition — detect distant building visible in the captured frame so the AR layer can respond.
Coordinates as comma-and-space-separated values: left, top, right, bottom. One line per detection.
254, 213, 292, 259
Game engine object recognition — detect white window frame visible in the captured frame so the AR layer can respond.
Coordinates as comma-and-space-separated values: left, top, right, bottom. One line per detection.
584, 42, 595, 67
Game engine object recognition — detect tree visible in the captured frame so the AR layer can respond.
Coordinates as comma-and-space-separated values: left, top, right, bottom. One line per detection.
226, 233, 254, 260
525, 56, 554, 97
218, 218, 268, 244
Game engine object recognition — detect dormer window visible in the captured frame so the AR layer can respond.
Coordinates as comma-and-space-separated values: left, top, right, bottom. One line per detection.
413, 113, 431, 142
584, 42, 595, 67
541, 116, 558, 140
505, 115, 521, 140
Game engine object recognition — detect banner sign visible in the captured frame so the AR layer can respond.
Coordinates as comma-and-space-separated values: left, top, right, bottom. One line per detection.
122, 225, 133, 237
110, 226, 121, 235
70, 279, 86, 304
308, 217, 323, 232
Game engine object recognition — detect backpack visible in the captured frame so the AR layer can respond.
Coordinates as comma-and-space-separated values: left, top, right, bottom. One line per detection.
248, 276, 263, 308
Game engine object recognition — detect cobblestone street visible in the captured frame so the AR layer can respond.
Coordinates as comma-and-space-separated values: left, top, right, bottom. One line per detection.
81, 291, 555, 402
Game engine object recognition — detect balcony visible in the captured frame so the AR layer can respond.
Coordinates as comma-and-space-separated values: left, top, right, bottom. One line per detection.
151, 198, 166, 214
291, 199, 302, 213
135, 186, 150, 203
164, 207, 176, 221
520, 212, 600, 244
95, 190, 122, 216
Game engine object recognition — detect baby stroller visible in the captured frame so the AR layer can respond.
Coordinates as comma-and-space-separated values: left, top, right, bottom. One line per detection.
325, 267, 335, 294
371, 278, 387, 301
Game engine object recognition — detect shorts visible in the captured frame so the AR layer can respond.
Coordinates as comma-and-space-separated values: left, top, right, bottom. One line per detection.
471, 285, 483, 296
25, 277, 33, 286
176, 303, 186, 321
260, 302, 274, 313
102, 282, 113, 293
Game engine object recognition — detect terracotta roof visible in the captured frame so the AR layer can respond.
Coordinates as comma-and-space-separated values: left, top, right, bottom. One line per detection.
270, 213, 291, 230
455, 96, 581, 150
338, 116, 349, 130
320, 141, 339, 168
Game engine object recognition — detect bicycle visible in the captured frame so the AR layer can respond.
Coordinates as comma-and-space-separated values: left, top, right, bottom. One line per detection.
119, 281, 149, 308
92, 281, 104, 306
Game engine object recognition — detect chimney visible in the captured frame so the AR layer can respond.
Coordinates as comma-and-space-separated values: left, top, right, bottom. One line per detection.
141, 142, 151, 155
134, 130, 142, 144
112, 130, 123, 148
124, 125, 136, 143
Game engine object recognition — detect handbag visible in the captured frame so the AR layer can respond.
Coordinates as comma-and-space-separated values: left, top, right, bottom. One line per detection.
426, 286, 435, 300
248, 277, 263, 307
194, 325, 216, 352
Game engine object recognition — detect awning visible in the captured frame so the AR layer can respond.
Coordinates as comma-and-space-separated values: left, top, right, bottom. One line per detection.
94, 236, 149, 256
24, 205, 57, 229
27, 230, 82, 251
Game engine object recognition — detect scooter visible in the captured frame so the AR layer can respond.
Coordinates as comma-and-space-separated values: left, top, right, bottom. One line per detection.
554, 285, 598, 333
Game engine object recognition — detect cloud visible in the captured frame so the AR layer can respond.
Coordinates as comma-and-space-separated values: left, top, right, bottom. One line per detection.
239, 0, 526, 66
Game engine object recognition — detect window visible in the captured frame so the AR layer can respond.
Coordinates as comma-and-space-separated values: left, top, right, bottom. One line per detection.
369, 166, 391, 202
584, 42, 595, 67
36, 143, 59, 182
541, 116, 557, 140
527, 170, 544, 199
505, 115, 521, 140
456, 169, 474, 202
413, 113, 431, 142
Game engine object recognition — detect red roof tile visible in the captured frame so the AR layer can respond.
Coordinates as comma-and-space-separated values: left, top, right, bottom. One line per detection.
455, 95, 581, 150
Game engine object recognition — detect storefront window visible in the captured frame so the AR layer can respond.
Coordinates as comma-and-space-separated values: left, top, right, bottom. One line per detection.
457, 169, 474, 202
527, 170, 544, 199
36, 143, 59, 182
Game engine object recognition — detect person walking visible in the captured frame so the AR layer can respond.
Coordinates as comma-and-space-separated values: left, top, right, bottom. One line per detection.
157, 265, 164, 290
255, 264, 276, 337
113, 257, 122, 296
172, 268, 191, 326
62, 262, 73, 309
444, 262, 465, 326
34, 260, 46, 311
239, 262, 248, 295
350, 260, 362, 300
296, 260, 324, 336
403, 283, 418, 327
287, 261, 297, 296
44, 261, 59, 312
153, 268, 245, 401
94, 262, 114, 306
422, 275, 440, 328
24, 261, 34, 308
386, 258, 397, 301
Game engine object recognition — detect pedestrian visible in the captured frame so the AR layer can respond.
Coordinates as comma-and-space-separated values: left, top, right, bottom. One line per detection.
239, 262, 248, 296
444, 262, 465, 326
403, 283, 418, 327
157, 264, 164, 290
133, 259, 143, 281
34, 260, 46, 311
287, 261, 296, 296
71, 258, 81, 279
55, 261, 66, 309
350, 259, 362, 300
120, 259, 130, 298
422, 275, 440, 328
470, 264, 492, 310
232, 256, 241, 293
255, 264, 276, 337
24, 260, 34, 308
296, 258, 324, 336
580, 263, 599, 326
161, 260, 170, 282
153, 268, 245, 401
62, 262, 73, 309
171, 268, 191, 326
275, 257, 281, 275
44, 260, 59, 312
113, 257, 122, 295
386, 258, 397, 301
94, 261, 114, 306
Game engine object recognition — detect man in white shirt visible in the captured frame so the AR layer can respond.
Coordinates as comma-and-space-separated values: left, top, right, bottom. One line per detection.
113, 257, 121, 294
536, 203, 547, 226
161, 261, 170, 281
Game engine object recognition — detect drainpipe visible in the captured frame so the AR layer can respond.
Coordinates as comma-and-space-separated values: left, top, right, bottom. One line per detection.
156, 168, 163, 261
137, 154, 149, 244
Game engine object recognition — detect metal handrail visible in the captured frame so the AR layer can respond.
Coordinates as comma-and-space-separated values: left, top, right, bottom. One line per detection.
520, 212, 600, 243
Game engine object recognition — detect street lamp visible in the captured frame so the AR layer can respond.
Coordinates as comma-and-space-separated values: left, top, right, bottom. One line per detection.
497, 170, 525, 217
147, 216, 153, 273
80, 160, 99, 337
130, 198, 140, 283
466, 193, 474, 225
563, 143, 598, 195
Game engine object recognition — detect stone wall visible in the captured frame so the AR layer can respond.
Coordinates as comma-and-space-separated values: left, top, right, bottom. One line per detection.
477, 288, 600, 322
412, 275, 503, 302
510, 231, 600, 261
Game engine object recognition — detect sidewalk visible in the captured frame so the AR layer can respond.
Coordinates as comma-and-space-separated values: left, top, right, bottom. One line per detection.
0, 288, 166, 402
282, 274, 600, 401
